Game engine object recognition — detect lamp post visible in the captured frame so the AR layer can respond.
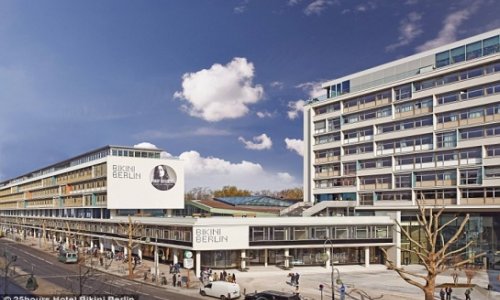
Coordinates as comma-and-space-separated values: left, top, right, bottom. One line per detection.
154, 229, 159, 286
324, 239, 335, 300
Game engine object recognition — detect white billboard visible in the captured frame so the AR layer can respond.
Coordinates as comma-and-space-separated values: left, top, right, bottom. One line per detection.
192, 226, 249, 250
106, 156, 184, 209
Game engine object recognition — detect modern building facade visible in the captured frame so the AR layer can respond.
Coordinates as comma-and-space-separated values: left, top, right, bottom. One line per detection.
0, 145, 399, 276
303, 29, 500, 264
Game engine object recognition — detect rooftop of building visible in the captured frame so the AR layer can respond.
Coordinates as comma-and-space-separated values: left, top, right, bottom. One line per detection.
0, 145, 176, 188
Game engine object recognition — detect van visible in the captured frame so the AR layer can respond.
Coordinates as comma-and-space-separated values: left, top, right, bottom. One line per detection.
200, 281, 241, 300
58, 250, 78, 264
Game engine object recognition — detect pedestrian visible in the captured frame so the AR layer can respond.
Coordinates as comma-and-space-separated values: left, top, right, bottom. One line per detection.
223, 270, 227, 281
340, 284, 346, 300
213, 272, 219, 281
446, 287, 452, 300
232, 273, 236, 283
227, 273, 232, 282
439, 288, 445, 300
177, 274, 182, 287
290, 273, 295, 285
172, 273, 177, 287
220, 271, 224, 281
465, 288, 471, 300
295, 273, 300, 285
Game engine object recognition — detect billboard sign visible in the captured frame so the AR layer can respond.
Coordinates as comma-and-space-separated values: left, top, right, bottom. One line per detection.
107, 156, 184, 209
192, 226, 249, 250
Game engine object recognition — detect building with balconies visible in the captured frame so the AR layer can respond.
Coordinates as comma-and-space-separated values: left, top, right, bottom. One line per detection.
303, 28, 500, 264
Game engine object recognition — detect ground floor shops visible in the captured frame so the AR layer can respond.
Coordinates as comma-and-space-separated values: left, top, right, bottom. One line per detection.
0, 214, 398, 277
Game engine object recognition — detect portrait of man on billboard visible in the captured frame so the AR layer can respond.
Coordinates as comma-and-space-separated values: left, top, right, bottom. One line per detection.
150, 165, 176, 191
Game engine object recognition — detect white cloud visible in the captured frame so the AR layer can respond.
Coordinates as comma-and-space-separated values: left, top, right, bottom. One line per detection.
355, 1, 377, 12
296, 81, 324, 99
174, 57, 264, 122
285, 138, 304, 156
304, 0, 334, 16
256, 111, 274, 118
277, 172, 294, 182
238, 133, 273, 150
179, 150, 299, 190
416, 1, 481, 52
133, 142, 172, 158
386, 12, 423, 52
134, 142, 158, 149
288, 0, 302, 5
287, 100, 306, 120
270, 81, 284, 89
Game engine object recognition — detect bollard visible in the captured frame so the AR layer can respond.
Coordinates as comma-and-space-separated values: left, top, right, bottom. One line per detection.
243, 288, 246, 295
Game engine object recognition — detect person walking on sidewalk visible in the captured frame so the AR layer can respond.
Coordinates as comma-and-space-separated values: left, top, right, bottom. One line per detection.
172, 273, 177, 287
446, 287, 453, 300
439, 288, 445, 300
339, 284, 346, 300
465, 288, 472, 300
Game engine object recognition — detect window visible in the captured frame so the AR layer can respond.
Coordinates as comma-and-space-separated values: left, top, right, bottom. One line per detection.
395, 174, 412, 188
485, 166, 500, 178
486, 145, 500, 157
466, 41, 482, 60
436, 132, 456, 148
460, 169, 481, 185
483, 36, 499, 55
335, 227, 348, 239
450, 46, 465, 63
436, 51, 450, 68
395, 85, 412, 101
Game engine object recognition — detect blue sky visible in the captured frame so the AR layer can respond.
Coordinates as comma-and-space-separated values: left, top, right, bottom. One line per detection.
0, 0, 499, 191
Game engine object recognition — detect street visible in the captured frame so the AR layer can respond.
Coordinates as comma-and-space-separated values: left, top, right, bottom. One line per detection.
0, 239, 201, 300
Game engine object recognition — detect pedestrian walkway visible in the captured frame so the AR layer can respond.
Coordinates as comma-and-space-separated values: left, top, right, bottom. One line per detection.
12, 235, 500, 299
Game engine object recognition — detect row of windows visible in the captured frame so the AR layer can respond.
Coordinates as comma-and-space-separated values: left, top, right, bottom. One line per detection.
460, 124, 500, 140
396, 148, 481, 166
315, 177, 356, 188
314, 102, 341, 115
394, 97, 433, 114
111, 149, 161, 159
249, 225, 392, 242
378, 116, 432, 134
344, 107, 391, 124
415, 61, 500, 91
437, 104, 500, 124
344, 90, 391, 108
435, 35, 499, 68
358, 158, 392, 169
437, 81, 500, 105
345, 143, 374, 155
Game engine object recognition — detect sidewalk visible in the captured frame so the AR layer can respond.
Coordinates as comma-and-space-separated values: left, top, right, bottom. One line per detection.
13, 235, 500, 299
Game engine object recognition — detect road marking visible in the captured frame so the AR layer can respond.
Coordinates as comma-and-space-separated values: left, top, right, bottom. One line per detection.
17, 248, 54, 265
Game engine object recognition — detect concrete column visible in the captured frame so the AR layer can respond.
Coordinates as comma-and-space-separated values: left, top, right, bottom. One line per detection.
99, 241, 104, 253
195, 251, 201, 278
65, 237, 69, 247
241, 250, 246, 270
284, 249, 290, 269
90, 240, 94, 249
111, 244, 115, 254
264, 249, 268, 267
364, 247, 370, 268
124, 247, 128, 257
166, 209, 173, 217
325, 249, 331, 269
386, 211, 402, 268
138, 248, 143, 260
173, 249, 179, 265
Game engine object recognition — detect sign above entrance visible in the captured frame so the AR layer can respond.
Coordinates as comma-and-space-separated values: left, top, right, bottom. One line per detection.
193, 226, 249, 251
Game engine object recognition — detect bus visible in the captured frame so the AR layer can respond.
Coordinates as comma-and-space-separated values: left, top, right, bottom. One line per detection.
58, 250, 78, 264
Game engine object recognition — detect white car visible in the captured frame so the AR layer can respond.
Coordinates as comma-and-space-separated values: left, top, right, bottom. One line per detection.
200, 281, 241, 300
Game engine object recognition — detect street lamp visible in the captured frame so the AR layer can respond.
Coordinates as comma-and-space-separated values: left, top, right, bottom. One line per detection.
324, 239, 335, 300
154, 229, 159, 286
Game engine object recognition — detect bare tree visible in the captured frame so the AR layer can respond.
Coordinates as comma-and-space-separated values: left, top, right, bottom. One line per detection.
381, 199, 484, 300
115, 216, 144, 279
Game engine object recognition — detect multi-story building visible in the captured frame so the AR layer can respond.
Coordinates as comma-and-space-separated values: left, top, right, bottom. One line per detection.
303, 29, 500, 264
0, 145, 399, 275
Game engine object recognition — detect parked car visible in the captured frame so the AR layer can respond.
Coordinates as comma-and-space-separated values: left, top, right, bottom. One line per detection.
244, 290, 300, 300
200, 281, 241, 300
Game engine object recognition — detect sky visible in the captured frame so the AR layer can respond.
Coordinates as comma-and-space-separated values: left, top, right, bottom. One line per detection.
0, 0, 499, 192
